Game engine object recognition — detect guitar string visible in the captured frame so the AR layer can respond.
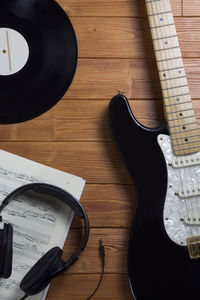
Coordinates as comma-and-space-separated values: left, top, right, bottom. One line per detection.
188, 159, 199, 236
157, 0, 196, 238
147, 0, 194, 239
185, 163, 199, 236
194, 166, 200, 234
177, 157, 193, 238
159, 1, 198, 238
189, 164, 200, 236
146, 0, 193, 241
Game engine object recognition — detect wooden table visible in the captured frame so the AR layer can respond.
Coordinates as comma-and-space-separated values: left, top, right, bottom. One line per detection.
1, 0, 200, 299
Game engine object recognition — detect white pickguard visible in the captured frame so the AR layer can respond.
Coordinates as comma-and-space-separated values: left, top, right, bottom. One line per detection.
158, 134, 200, 246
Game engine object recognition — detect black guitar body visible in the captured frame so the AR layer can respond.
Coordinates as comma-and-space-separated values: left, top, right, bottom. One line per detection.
109, 94, 200, 300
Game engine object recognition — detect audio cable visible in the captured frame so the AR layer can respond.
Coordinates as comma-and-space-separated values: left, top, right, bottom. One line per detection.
86, 239, 105, 300
20, 239, 105, 300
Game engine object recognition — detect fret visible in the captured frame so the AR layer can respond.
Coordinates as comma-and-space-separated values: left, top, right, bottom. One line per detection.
166, 107, 193, 115
159, 66, 184, 73
161, 75, 188, 89
173, 144, 200, 152
168, 115, 195, 122
150, 25, 177, 40
171, 128, 199, 135
156, 49, 182, 63
146, 0, 161, 3
145, 0, 200, 155
159, 68, 185, 82
162, 84, 188, 91
165, 100, 192, 107
170, 122, 198, 129
171, 134, 200, 141
163, 93, 190, 100
163, 86, 189, 99
174, 147, 200, 156
173, 144, 200, 155
150, 15, 174, 28
149, 10, 172, 17
161, 75, 185, 82
151, 23, 175, 30
153, 34, 177, 41
173, 139, 200, 148
154, 36, 179, 52
155, 46, 180, 52
146, 0, 171, 13
170, 124, 198, 134
158, 56, 182, 63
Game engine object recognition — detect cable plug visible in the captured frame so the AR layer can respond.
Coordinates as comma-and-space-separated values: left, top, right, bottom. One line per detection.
99, 239, 105, 265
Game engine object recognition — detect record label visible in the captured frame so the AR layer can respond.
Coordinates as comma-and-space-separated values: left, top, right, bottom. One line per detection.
0, 0, 78, 123
0, 28, 29, 76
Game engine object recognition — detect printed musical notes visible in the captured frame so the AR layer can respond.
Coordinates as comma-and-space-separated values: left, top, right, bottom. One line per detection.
0, 150, 85, 300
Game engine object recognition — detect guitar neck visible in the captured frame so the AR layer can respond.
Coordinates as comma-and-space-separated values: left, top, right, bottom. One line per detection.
145, 0, 200, 156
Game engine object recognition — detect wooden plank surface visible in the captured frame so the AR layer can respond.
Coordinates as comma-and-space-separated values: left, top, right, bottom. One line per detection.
47, 274, 133, 300
57, 0, 181, 17
183, 1, 200, 16
63, 228, 129, 274
1, 0, 200, 299
64, 58, 200, 100
72, 17, 200, 58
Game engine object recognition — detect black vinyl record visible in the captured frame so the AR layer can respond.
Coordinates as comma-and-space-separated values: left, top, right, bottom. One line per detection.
0, 0, 78, 124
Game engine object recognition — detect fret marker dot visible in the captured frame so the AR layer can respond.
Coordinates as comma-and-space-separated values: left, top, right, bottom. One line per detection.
160, 18, 163, 21
182, 126, 186, 130
163, 73, 166, 77
176, 98, 180, 101
179, 70, 182, 74
179, 113, 183, 116
185, 138, 188, 142
165, 41, 168, 45
2, 49, 6, 54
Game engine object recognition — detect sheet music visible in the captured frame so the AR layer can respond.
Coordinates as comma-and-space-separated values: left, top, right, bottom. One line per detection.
0, 150, 85, 300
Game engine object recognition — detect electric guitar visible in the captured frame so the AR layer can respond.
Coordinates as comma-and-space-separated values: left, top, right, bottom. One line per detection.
109, 1, 200, 299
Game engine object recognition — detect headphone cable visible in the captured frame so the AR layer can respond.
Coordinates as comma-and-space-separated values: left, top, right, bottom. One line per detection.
20, 240, 105, 300
19, 294, 28, 300
86, 239, 105, 300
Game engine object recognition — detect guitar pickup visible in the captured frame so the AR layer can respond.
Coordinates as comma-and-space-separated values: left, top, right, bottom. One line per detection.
171, 154, 200, 168
184, 215, 200, 225
187, 236, 200, 259
178, 186, 200, 198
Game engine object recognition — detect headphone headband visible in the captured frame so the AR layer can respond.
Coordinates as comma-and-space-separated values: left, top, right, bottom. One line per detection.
0, 183, 89, 252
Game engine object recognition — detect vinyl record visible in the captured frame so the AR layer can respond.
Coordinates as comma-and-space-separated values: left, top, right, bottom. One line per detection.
0, 0, 78, 124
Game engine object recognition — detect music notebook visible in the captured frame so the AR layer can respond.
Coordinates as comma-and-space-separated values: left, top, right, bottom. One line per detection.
0, 150, 85, 300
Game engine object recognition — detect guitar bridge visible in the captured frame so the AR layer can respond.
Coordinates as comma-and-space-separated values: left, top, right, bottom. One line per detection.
187, 236, 200, 259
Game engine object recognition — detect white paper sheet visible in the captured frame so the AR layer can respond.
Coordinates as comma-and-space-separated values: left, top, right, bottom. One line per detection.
0, 150, 85, 300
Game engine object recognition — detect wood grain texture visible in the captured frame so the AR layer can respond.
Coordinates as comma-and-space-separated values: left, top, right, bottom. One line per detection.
183, 1, 200, 16
0, 142, 131, 184
65, 59, 200, 100
79, 184, 135, 228
52, 99, 165, 141
47, 274, 133, 300
2, 0, 200, 299
57, 0, 181, 17
63, 228, 129, 274
72, 17, 200, 59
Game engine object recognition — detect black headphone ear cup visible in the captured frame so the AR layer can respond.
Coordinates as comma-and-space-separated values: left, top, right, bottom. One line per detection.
20, 247, 63, 296
3, 224, 13, 279
0, 224, 13, 279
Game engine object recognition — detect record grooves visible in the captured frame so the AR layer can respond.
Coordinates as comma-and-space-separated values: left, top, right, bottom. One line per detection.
0, 0, 78, 124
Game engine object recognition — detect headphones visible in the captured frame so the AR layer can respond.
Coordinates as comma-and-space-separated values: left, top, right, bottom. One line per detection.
0, 183, 90, 299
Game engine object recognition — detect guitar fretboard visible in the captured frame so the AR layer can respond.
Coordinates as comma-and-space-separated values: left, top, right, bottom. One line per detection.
145, 0, 200, 156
